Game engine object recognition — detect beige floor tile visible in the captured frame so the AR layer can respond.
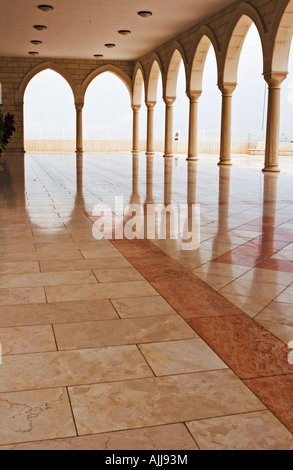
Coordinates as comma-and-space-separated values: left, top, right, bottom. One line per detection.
239, 268, 293, 287
39, 257, 132, 272
93, 268, 144, 283
0, 243, 36, 253
0, 300, 119, 328
275, 286, 293, 304
54, 316, 197, 350
0, 325, 56, 355
192, 262, 251, 278
0, 262, 40, 275
0, 271, 97, 289
193, 273, 235, 290
81, 248, 124, 259
0, 388, 76, 445
112, 296, 177, 318
0, 287, 46, 306
255, 301, 293, 344
0, 423, 198, 450
0, 346, 153, 393
45, 281, 159, 303
139, 339, 228, 376
219, 279, 285, 301
0, 250, 84, 263
220, 293, 270, 317
68, 370, 265, 435
186, 411, 293, 450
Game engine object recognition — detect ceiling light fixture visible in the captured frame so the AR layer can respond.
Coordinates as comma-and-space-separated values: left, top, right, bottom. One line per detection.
137, 11, 152, 18
94, 54, 104, 58
105, 43, 116, 48
38, 5, 54, 12
118, 30, 131, 36
33, 25, 47, 31
28, 52, 39, 56
31, 40, 43, 45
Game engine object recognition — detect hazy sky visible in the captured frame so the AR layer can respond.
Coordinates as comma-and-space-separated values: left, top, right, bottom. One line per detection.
24, 25, 293, 142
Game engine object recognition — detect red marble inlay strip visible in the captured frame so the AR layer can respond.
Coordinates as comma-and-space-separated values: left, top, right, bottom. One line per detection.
188, 316, 292, 380
87, 217, 293, 433
244, 375, 293, 433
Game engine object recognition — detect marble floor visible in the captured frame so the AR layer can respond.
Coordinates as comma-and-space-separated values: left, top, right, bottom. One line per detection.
0, 152, 292, 450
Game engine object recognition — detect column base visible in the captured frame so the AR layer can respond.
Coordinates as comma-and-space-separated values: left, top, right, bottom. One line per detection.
262, 166, 280, 173
146, 152, 155, 157
186, 156, 199, 162
218, 160, 232, 167
163, 154, 174, 158
76, 150, 84, 154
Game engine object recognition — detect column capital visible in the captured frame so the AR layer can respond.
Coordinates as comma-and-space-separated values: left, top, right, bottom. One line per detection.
145, 101, 156, 110
218, 82, 237, 95
186, 90, 202, 102
163, 96, 176, 106
132, 105, 141, 112
263, 71, 288, 88
75, 102, 84, 112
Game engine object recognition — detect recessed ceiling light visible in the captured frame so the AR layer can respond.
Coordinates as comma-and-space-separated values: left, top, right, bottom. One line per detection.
33, 25, 47, 31
29, 52, 39, 56
94, 54, 104, 59
105, 43, 116, 48
118, 30, 131, 36
31, 40, 43, 45
38, 5, 54, 12
137, 11, 152, 18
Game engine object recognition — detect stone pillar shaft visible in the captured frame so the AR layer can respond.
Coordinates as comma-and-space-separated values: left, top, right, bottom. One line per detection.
263, 72, 287, 173
164, 97, 175, 158
146, 102, 156, 157
132, 105, 141, 154
187, 91, 201, 161
75, 103, 84, 153
218, 83, 236, 166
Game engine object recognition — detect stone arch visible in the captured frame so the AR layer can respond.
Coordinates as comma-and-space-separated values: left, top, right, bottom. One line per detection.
16, 61, 77, 103
270, 0, 293, 74
132, 63, 146, 107
164, 41, 188, 99
188, 26, 220, 92
81, 64, 132, 102
146, 54, 164, 103
221, 4, 266, 84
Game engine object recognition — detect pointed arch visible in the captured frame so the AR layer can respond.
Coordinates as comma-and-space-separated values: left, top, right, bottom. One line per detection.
81, 64, 132, 101
146, 54, 164, 103
221, 4, 266, 84
270, 0, 293, 74
16, 62, 77, 103
188, 26, 220, 92
132, 63, 146, 107
165, 41, 188, 99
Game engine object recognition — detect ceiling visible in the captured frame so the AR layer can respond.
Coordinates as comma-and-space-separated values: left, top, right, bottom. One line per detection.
0, 0, 234, 60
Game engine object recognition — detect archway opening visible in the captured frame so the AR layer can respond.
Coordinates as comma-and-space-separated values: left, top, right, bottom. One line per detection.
84, 72, 132, 147
198, 44, 221, 151
133, 68, 147, 144
232, 23, 265, 144
24, 69, 75, 146
280, 39, 293, 143
147, 60, 165, 150
173, 62, 189, 149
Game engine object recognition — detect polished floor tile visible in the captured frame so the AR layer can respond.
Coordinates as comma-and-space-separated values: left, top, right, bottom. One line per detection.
93, 267, 144, 283
139, 339, 227, 376
0, 325, 56, 355
0, 423, 198, 450
0, 287, 46, 305
0, 388, 76, 445
187, 411, 293, 450
0, 271, 97, 289
54, 316, 197, 350
68, 370, 264, 435
0, 300, 119, 327
111, 296, 177, 318
0, 346, 153, 393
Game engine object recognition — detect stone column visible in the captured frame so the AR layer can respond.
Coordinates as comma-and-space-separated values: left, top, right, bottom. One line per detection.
263, 72, 287, 173
218, 83, 237, 166
132, 105, 141, 154
187, 91, 202, 161
146, 101, 156, 157
163, 97, 176, 158
75, 103, 84, 154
